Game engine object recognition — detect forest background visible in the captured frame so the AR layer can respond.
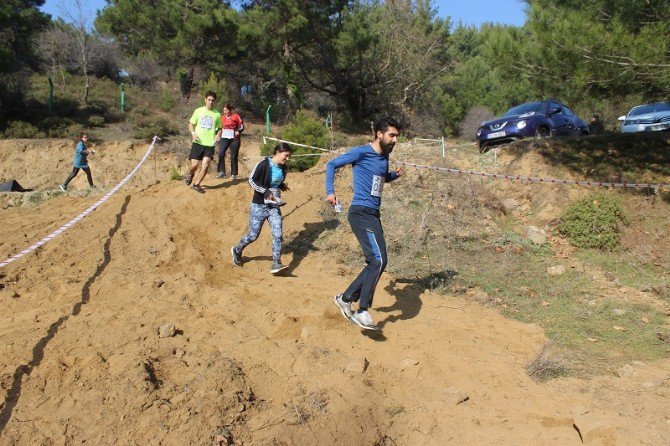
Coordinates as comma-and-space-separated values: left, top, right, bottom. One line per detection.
1, 0, 669, 139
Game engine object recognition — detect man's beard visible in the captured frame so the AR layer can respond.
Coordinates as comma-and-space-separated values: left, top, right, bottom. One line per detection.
381, 140, 395, 154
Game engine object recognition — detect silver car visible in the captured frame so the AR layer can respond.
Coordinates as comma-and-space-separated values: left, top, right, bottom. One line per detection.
618, 102, 670, 133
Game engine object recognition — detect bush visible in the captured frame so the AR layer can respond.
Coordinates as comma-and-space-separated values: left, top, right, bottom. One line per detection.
157, 86, 177, 112
2, 120, 44, 138
132, 116, 179, 140
262, 110, 328, 171
199, 72, 228, 106
39, 116, 77, 137
169, 165, 180, 180
88, 115, 106, 127
558, 191, 629, 250
0, 72, 30, 122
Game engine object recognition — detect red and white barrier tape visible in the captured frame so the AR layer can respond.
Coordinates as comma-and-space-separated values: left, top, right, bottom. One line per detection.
0, 136, 160, 269
394, 161, 669, 190
262, 135, 332, 152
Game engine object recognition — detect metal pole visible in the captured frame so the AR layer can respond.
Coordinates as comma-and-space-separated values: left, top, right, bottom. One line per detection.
48, 78, 54, 114
441, 136, 445, 158
265, 105, 272, 134
121, 82, 125, 112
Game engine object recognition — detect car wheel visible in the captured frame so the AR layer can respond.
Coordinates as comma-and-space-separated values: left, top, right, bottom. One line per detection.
535, 126, 551, 138
478, 140, 487, 153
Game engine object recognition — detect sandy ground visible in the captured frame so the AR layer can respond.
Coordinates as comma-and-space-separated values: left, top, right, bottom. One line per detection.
0, 138, 669, 445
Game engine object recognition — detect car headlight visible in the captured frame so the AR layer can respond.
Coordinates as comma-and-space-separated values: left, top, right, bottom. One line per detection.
476, 129, 482, 137
517, 120, 527, 129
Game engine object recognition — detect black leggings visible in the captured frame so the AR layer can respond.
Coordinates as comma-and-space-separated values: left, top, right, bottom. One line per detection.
217, 137, 241, 175
63, 167, 94, 187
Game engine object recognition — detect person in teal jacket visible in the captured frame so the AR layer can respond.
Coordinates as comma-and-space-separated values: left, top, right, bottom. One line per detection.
60, 132, 95, 191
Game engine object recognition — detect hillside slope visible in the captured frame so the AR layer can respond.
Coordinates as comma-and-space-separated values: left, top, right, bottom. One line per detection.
0, 138, 668, 445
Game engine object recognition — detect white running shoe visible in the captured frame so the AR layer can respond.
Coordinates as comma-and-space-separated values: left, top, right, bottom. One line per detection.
350, 310, 379, 330
270, 263, 288, 274
333, 294, 353, 320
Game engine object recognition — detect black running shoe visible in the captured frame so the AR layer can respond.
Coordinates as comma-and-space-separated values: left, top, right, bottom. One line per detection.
231, 246, 243, 266
185, 175, 192, 186
192, 184, 205, 193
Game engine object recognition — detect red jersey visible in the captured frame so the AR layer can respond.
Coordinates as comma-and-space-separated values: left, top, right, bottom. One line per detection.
221, 113, 243, 130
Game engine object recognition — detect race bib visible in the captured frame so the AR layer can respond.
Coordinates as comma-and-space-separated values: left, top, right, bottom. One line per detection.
221, 129, 234, 139
199, 115, 214, 130
371, 175, 384, 197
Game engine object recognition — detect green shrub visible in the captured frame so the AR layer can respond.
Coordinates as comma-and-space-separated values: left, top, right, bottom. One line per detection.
199, 73, 228, 106
38, 116, 77, 137
262, 110, 328, 171
2, 121, 43, 138
169, 165, 180, 180
88, 115, 106, 127
132, 116, 179, 140
157, 87, 177, 112
104, 108, 124, 123
558, 191, 629, 250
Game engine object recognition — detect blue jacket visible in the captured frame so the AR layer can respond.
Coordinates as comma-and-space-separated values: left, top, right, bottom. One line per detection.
73, 141, 88, 168
325, 144, 398, 210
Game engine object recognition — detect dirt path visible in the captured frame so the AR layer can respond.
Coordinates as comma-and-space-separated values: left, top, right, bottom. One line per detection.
0, 139, 668, 445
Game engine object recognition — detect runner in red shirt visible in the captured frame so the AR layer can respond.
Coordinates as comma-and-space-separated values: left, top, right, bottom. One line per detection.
217, 104, 244, 179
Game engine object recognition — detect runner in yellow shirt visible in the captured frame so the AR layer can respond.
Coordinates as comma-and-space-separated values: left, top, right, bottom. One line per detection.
186, 91, 222, 193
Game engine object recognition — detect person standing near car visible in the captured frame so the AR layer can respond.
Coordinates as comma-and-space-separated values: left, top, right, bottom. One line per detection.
231, 142, 293, 274
217, 104, 244, 179
325, 117, 404, 330
588, 114, 605, 135
60, 132, 95, 191
186, 91, 221, 193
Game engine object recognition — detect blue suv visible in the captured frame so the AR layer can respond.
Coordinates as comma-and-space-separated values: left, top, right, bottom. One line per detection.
476, 100, 589, 152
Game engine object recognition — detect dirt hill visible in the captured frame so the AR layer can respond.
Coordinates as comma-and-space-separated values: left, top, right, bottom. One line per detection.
0, 137, 668, 445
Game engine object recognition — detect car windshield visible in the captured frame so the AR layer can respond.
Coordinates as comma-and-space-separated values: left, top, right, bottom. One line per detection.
503, 102, 545, 117
629, 103, 670, 116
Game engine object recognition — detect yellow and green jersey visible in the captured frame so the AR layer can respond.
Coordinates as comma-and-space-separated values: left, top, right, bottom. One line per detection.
189, 106, 221, 147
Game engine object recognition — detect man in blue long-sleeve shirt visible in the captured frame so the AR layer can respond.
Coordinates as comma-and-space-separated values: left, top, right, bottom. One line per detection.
325, 118, 404, 330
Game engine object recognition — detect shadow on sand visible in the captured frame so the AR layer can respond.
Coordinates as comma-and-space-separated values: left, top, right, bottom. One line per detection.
376, 270, 458, 330
0, 196, 131, 434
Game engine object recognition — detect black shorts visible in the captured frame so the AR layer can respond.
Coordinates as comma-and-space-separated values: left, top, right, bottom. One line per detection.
189, 142, 215, 160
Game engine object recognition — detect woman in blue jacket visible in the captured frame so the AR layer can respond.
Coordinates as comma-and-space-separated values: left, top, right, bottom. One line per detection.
60, 132, 95, 191
231, 142, 293, 274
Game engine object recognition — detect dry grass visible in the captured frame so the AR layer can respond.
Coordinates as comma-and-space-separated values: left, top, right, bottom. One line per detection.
311, 138, 670, 377
526, 343, 568, 382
